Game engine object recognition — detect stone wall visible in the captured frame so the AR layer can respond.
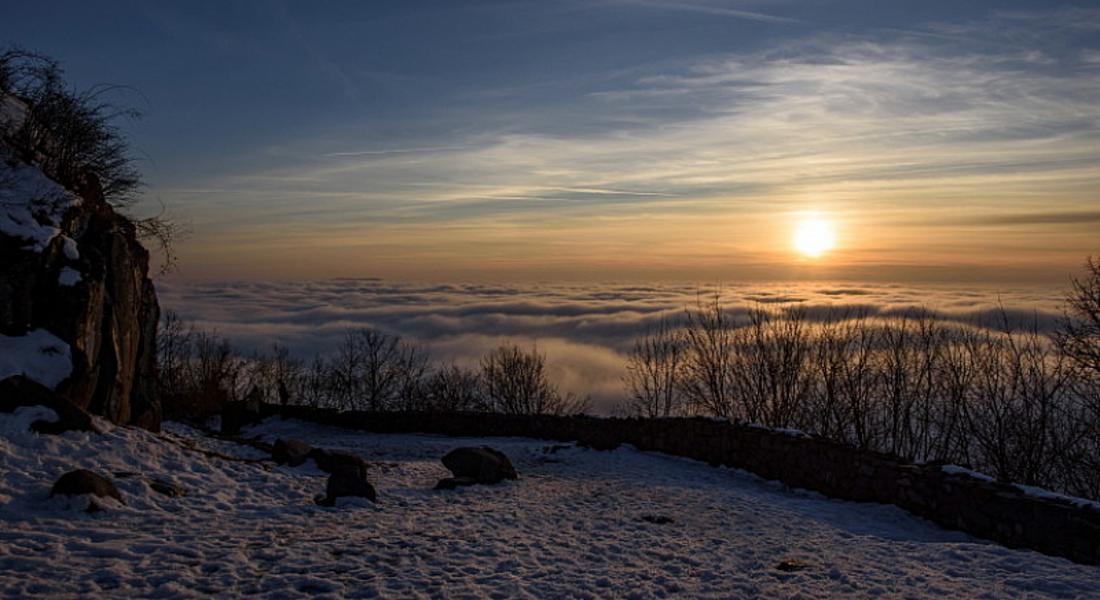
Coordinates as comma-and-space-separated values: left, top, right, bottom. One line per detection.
273, 405, 1100, 565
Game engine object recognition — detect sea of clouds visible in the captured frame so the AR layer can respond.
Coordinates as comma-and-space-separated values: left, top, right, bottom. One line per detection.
158, 280, 1068, 414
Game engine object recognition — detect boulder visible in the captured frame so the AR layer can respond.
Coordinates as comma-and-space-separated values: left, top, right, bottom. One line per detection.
50, 469, 122, 503
316, 470, 377, 506
272, 438, 313, 467
441, 447, 517, 484
0, 375, 94, 434
310, 448, 370, 478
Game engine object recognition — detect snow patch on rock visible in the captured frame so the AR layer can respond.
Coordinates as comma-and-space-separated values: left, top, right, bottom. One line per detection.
940, 464, 996, 482
60, 235, 79, 259
0, 329, 73, 388
0, 159, 81, 252
1013, 483, 1100, 511
746, 423, 811, 438
58, 266, 82, 287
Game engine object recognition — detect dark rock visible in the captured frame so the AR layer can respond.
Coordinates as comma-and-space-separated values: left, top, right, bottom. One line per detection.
0, 376, 95, 434
316, 470, 377, 506
441, 447, 517, 484
272, 438, 312, 467
434, 476, 478, 490
310, 448, 370, 478
148, 478, 186, 498
639, 514, 675, 525
50, 469, 122, 503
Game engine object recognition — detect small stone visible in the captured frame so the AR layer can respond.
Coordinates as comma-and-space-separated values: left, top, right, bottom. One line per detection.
148, 478, 187, 498
639, 514, 675, 525
776, 559, 809, 572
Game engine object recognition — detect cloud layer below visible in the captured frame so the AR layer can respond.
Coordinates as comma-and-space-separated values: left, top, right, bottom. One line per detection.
159, 279, 1069, 413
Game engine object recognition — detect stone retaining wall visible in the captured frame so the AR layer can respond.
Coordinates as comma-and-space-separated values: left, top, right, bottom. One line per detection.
270, 405, 1100, 565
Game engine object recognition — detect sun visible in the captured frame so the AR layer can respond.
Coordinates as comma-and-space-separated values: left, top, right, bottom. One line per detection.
793, 218, 836, 258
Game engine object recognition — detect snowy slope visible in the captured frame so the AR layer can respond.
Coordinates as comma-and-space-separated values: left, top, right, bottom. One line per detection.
1, 411, 1098, 598
0, 157, 82, 253
0, 329, 72, 388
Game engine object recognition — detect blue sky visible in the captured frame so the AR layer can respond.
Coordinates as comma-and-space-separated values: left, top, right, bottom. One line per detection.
4, 1, 1099, 281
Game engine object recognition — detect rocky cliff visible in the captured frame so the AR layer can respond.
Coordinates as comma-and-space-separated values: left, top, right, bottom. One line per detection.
0, 95, 161, 430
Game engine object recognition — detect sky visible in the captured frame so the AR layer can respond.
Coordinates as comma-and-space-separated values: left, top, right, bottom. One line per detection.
4, 1, 1100, 283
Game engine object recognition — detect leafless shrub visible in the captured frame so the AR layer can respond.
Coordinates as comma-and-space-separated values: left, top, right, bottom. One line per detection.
482, 344, 588, 415
324, 329, 429, 411
1, 48, 179, 269
1059, 257, 1100, 369
964, 320, 1072, 487
733, 306, 815, 427
1, 48, 140, 206
623, 317, 687, 417
156, 312, 247, 420
424, 363, 485, 412
679, 294, 739, 417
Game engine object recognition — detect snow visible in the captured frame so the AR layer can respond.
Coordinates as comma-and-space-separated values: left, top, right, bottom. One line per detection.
1013, 483, 1100, 511
940, 464, 996, 483
746, 423, 811, 438
58, 267, 82, 287
0, 415, 1098, 597
0, 157, 81, 253
0, 329, 72, 388
61, 235, 80, 259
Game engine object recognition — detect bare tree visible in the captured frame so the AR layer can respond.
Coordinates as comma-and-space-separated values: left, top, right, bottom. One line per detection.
622, 317, 686, 417
680, 294, 739, 417
731, 306, 814, 428
327, 329, 428, 411
481, 344, 586, 415
425, 363, 485, 412
1058, 257, 1100, 382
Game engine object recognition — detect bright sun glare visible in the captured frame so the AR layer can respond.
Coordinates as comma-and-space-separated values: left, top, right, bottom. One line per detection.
793, 218, 837, 258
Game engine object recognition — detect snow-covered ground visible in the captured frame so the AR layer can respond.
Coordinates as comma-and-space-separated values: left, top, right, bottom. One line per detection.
1, 411, 1098, 599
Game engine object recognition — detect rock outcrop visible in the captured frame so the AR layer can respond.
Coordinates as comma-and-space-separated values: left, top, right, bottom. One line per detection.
1, 95, 161, 430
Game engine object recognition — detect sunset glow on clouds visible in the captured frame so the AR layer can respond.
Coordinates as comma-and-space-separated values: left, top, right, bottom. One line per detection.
4, 2, 1097, 283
